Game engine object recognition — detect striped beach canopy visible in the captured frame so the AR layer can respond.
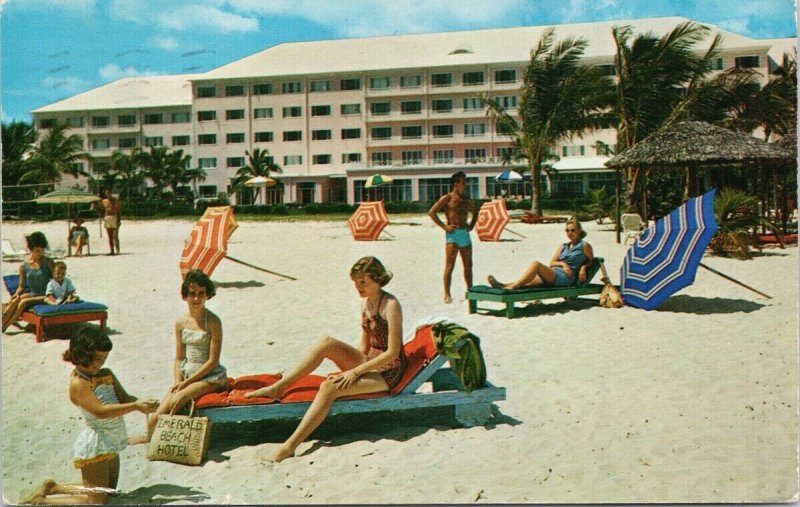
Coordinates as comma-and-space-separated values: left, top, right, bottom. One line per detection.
347, 201, 389, 241
364, 174, 393, 188
495, 170, 523, 182
476, 199, 511, 242
179, 206, 238, 276
620, 189, 718, 310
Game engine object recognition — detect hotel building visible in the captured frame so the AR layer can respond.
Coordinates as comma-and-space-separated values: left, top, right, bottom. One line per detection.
32, 17, 796, 205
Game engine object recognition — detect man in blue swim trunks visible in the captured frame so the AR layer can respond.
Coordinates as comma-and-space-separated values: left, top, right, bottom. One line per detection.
428, 171, 477, 304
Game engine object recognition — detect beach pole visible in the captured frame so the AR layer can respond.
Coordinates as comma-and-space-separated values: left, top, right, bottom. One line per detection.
504, 227, 526, 239
225, 255, 297, 281
698, 262, 771, 299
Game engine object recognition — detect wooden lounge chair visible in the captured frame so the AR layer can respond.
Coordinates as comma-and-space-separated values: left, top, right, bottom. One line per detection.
519, 211, 567, 224
466, 257, 607, 318
195, 324, 506, 427
3, 275, 108, 342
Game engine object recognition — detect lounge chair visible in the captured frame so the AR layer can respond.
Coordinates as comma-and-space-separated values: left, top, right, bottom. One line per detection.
519, 211, 567, 224
621, 213, 645, 245
2, 240, 27, 262
3, 274, 108, 342
466, 257, 607, 318
195, 324, 506, 427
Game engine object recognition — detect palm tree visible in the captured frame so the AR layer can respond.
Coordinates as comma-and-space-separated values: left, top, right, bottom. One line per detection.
20, 122, 88, 186
185, 167, 208, 200
141, 146, 170, 207
1, 120, 36, 186
163, 149, 193, 202
484, 28, 613, 215
234, 148, 283, 204
110, 148, 146, 206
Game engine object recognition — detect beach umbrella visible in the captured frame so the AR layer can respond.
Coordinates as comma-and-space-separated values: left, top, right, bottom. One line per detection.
180, 206, 296, 280
620, 189, 719, 310
35, 188, 101, 239
495, 170, 523, 182
244, 176, 277, 205
364, 174, 393, 188
475, 200, 511, 242
347, 201, 390, 241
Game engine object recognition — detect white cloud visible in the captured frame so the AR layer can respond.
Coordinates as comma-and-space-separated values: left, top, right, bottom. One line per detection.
155, 37, 180, 50
98, 64, 158, 81
158, 4, 258, 33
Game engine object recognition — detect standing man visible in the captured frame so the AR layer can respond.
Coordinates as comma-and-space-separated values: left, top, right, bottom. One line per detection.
101, 188, 121, 255
428, 171, 477, 304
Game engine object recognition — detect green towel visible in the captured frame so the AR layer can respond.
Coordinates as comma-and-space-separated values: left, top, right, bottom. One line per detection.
431, 322, 487, 394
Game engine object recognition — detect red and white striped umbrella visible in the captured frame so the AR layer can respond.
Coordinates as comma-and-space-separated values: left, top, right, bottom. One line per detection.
475, 200, 511, 242
179, 206, 238, 276
347, 201, 390, 241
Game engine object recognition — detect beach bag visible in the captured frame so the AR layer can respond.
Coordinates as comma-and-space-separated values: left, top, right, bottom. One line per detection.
147, 400, 211, 466
598, 261, 624, 309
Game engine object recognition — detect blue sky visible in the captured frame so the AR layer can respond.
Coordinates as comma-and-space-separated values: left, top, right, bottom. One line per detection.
1, 0, 796, 123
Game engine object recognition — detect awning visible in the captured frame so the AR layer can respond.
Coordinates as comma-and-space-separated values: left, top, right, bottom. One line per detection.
551, 156, 612, 173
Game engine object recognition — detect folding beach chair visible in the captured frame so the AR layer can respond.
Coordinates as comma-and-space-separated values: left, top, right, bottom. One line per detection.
621, 213, 645, 245
2, 240, 27, 262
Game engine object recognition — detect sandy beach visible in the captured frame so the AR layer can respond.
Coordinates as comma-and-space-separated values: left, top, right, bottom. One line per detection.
2, 215, 798, 504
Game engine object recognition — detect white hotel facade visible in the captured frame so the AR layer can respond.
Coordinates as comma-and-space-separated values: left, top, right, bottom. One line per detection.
32, 17, 796, 205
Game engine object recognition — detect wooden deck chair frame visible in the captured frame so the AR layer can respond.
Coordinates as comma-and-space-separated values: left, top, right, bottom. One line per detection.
466, 258, 608, 318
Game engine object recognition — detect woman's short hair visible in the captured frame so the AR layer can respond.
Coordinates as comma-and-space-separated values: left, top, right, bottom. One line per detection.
63, 325, 113, 366
350, 256, 393, 287
566, 217, 588, 239
25, 231, 49, 249
181, 269, 216, 299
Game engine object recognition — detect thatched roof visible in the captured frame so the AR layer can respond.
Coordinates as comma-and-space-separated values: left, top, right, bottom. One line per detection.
605, 121, 794, 168
774, 131, 797, 158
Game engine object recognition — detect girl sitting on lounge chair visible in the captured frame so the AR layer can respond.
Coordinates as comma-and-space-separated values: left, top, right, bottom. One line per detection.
2, 232, 55, 333
488, 218, 594, 289
244, 256, 407, 462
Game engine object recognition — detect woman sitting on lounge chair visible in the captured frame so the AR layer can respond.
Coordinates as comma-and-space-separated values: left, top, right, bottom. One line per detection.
244, 256, 406, 462
3, 232, 55, 333
488, 218, 594, 289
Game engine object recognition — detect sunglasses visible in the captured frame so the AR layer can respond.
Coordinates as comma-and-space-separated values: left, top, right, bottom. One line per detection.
565, 228, 578, 233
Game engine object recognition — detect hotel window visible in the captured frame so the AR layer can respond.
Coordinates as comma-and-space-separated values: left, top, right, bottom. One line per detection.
369, 77, 391, 89
372, 151, 392, 166
283, 106, 302, 118
735, 56, 760, 68
171, 112, 191, 123
143, 113, 163, 124
310, 80, 332, 92
226, 133, 245, 143
91, 138, 111, 150
312, 154, 331, 164
496, 147, 520, 160
433, 149, 454, 164
227, 157, 245, 168
172, 135, 191, 146
283, 131, 302, 141
595, 142, 612, 156
562, 145, 585, 156
463, 97, 484, 111
68, 162, 84, 174
312, 129, 332, 140
341, 103, 361, 115
284, 155, 303, 165
198, 158, 217, 169
92, 116, 110, 127
431, 73, 452, 87
371, 127, 392, 139
709, 57, 724, 71
340, 78, 361, 90
198, 134, 216, 145
92, 161, 110, 173
400, 75, 422, 88
370, 102, 391, 115
282, 81, 303, 94
39, 118, 56, 129
197, 110, 216, 121
226, 109, 245, 120
118, 138, 137, 148
117, 114, 136, 126
402, 150, 423, 165
254, 108, 273, 119
431, 99, 453, 113
496, 95, 518, 108
341, 128, 361, 139
401, 101, 422, 114
253, 83, 273, 95
464, 123, 486, 137
254, 131, 273, 142
402, 125, 422, 139
225, 85, 245, 96
463, 71, 484, 85
595, 64, 616, 76
495, 69, 517, 83
465, 148, 487, 162
432, 124, 453, 137
311, 105, 331, 116
144, 136, 163, 147
199, 185, 217, 196
342, 153, 362, 163
197, 86, 216, 98
66, 117, 84, 128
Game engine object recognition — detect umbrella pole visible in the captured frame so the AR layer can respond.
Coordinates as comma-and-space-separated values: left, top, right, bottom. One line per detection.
504, 228, 526, 239
380, 230, 395, 239
698, 262, 771, 299
225, 255, 297, 281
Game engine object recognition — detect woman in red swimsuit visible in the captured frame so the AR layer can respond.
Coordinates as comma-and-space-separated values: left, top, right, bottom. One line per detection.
245, 256, 406, 462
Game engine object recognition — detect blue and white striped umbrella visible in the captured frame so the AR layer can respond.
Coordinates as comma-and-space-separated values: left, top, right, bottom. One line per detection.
495, 170, 523, 182
620, 189, 718, 311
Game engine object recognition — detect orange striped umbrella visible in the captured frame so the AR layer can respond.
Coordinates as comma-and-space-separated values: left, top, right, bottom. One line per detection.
475, 200, 511, 242
347, 201, 389, 241
180, 206, 238, 276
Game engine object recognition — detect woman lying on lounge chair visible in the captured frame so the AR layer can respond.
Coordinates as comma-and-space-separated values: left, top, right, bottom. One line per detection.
488, 218, 594, 289
244, 256, 406, 462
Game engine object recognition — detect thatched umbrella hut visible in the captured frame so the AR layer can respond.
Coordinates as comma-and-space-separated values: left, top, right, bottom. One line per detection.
606, 121, 794, 240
